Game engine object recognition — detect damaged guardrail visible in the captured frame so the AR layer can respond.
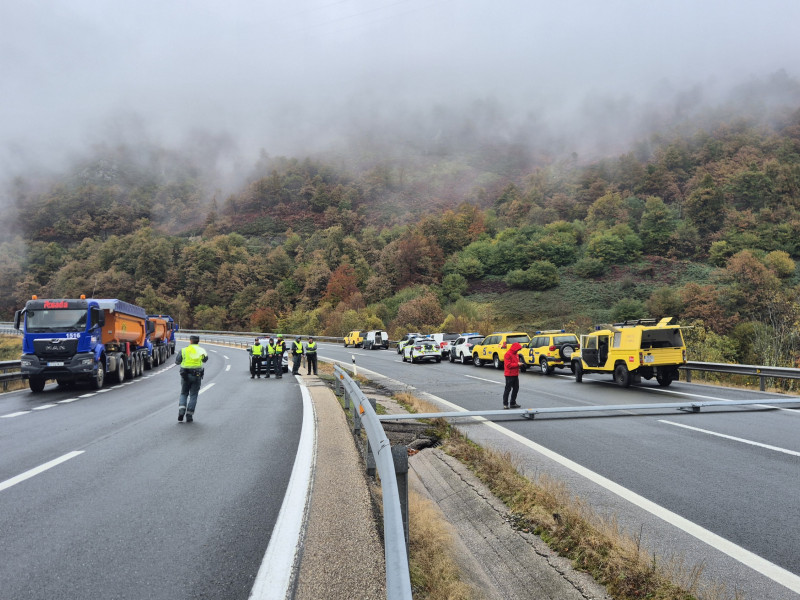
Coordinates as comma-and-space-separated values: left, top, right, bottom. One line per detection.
333, 364, 412, 600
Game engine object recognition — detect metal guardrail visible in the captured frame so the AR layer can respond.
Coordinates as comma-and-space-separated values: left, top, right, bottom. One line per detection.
682, 361, 800, 391
333, 364, 413, 600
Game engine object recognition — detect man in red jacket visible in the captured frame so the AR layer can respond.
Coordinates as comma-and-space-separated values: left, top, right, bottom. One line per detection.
503, 342, 523, 409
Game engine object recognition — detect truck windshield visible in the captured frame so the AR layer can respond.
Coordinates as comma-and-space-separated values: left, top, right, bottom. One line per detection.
27, 309, 88, 333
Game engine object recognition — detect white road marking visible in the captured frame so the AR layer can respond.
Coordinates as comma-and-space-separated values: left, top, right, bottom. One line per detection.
660, 420, 800, 457
0, 451, 84, 493
199, 383, 215, 394
250, 375, 316, 599
225, 365, 231, 372
32, 404, 57, 411
57, 398, 81, 404
224, 355, 229, 360
464, 374, 502, 385
78, 393, 96, 398
1, 411, 30, 418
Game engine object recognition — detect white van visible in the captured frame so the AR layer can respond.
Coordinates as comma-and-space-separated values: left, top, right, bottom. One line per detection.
363, 330, 389, 350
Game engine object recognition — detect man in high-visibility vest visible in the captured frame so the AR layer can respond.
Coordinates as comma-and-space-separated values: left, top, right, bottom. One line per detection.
264, 337, 277, 379
176, 335, 208, 423
274, 334, 286, 379
306, 337, 318, 375
291, 337, 304, 375
250, 337, 264, 378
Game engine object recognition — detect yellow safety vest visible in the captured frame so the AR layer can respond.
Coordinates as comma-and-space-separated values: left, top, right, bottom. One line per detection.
275, 340, 285, 353
306, 342, 317, 354
293, 341, 303, 353
182, 344, 207, 368
266, 343, 276, 355
252, 343, 263, 356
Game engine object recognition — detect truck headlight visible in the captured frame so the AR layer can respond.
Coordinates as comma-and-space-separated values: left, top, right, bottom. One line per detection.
80, 358, 94, 366
21, 359, 33, 367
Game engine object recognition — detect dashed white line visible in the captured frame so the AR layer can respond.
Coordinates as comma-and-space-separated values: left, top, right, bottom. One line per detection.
226, 365, 231, 372
464, 374, 502, 385
32, 404, 57, 411
0, 451, 84, 493
659, 420, 800, 457
1, 411, 30, 419
199, 383, 215, 394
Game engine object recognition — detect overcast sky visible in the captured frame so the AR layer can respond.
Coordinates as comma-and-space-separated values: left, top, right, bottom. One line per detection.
2, 0, 799, 175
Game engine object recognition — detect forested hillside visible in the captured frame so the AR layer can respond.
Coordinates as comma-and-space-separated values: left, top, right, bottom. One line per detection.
3, 87, 800, 369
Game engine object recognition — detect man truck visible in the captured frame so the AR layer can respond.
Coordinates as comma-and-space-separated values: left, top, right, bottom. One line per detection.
145, 314, 177, 369
14, 296, 153, 392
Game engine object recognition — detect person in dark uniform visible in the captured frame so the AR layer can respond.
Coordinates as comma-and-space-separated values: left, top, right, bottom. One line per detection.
274, 334, 286, 378
291, 337, 304, 375
264, 337, 276, 378
250, 338, 264, 378
176, 335, 208, 422
306, 337, 318, 375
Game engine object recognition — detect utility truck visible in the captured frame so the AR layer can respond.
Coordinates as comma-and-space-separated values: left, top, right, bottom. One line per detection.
14, 296, 152, 392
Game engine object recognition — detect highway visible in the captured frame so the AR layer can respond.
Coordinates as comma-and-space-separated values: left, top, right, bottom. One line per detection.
0, 344, 303, 600
319, 341, 800, 600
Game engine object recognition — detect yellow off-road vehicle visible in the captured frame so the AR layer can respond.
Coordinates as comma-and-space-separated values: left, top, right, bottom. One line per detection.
571, 318, 687, 387
472, 331, 531, 369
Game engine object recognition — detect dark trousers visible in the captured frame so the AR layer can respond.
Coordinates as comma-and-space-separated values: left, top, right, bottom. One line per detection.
264, 354, 278, 377
306, 353, 317, 375
251, 355, 263, 376
503, 375, 519, 406
274, 353, 284, 378
292, 354, 302, 374
179, 371, 203, 414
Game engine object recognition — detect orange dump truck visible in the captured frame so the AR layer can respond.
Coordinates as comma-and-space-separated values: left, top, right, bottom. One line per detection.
145, 315, 173, 368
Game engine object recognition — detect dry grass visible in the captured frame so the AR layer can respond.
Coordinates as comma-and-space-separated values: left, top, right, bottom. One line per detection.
408, 489, 474, 600
0, 335, 22, 360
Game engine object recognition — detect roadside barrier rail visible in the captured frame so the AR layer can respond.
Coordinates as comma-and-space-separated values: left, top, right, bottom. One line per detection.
682, 361, 800, 391
333, 364, 413, 600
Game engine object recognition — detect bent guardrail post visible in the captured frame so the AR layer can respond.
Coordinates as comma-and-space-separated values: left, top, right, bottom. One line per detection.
334, 365, 412, 600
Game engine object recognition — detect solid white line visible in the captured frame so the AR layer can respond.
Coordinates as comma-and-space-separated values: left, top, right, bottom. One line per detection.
199, 383, 215, 394
659, 420, 800, 457
249, 375, 316, 600
464, 374, 502, 385
0, 451, 84, 493
1, 411, 30, 418
419, 390, 800, 594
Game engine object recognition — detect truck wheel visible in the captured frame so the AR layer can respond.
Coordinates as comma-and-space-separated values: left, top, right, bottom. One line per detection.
115, 357, 126, 383
493, 354, 501, 369
614, 363, 631, 387
29, 376, 46, 393
574, 361, 583, 382
91, 361, 105, 390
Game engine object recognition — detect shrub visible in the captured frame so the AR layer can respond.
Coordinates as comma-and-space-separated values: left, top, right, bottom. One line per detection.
572, 257, 606, 278
504, 261, 559, 290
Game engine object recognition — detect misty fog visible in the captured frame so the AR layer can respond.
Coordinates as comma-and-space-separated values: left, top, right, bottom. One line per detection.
2, 0, 800, 188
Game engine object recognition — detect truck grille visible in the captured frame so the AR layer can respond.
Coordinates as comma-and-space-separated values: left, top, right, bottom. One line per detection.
33, 338, 79, 359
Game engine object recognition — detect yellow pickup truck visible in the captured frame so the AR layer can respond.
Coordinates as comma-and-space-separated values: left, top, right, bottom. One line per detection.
571, 318, 687, 387
343, 330, 365, 348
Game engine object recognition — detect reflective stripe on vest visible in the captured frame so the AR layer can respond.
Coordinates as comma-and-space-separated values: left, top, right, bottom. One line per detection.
182, 345, 206, 368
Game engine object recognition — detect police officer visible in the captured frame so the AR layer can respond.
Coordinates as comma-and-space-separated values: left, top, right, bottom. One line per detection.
176, 335, 208, 422
306, 336, 318, 375
274, 334, 286, 378
291, 337, 304, 375
250, 337, 264, 378
264, 336, 277, 379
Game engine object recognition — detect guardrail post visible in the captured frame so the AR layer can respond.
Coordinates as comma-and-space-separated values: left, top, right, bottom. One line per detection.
685, 368, 692, 383
392, 445, 409, 557
364, 398, 377, 477
352, 398, 361, 434
760, 375, 766, 391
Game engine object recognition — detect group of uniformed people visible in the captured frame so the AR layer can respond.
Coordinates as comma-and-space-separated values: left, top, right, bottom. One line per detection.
250, 334, 318, 378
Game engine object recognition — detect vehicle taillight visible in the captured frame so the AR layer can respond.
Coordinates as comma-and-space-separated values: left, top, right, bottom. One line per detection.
549, 345, 556, 351
575, 344, 580, 350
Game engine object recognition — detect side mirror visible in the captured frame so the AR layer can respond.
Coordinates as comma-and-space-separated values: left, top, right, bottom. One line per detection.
13, 310, 21, 330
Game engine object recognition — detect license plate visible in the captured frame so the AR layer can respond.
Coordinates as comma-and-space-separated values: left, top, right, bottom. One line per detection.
643, 355, 654, 364
47, 361, 65, 367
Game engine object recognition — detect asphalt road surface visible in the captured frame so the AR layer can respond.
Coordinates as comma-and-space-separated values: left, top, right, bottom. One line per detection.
0, 344, 302, 599
320, 341, 800, 600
